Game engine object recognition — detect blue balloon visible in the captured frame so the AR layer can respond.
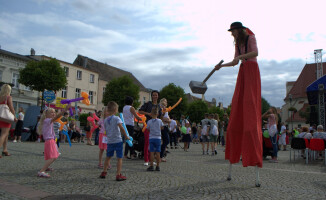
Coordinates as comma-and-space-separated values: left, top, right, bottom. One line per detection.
119, 113, 133, 147
62, 129, 72, 147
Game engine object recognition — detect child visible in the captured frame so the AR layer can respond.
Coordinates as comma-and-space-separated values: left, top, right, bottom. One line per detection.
146, 107, 163, 171
100, 101, 129, 181
262, 107, 278, 163
37, 106, 69, 178
183, 121, 192, 151
98, 107, 110, 169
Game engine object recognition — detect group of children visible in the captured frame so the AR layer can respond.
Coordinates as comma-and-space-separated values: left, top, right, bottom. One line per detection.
37, 98, 168, 180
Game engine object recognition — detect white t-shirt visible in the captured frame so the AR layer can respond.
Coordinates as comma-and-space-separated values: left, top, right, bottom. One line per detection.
123, 105, 134, 126
169, 119, 177, 133
19, 112, 24, 121
280, 125, 286, 135
147, 118, 163, 139
181, 119, 189, 127
209, 119, 218, 135
104, 115, 123, 144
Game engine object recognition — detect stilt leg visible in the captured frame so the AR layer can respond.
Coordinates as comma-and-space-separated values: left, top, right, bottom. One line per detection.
255, 166, 260, 187
227, 164, 232, 181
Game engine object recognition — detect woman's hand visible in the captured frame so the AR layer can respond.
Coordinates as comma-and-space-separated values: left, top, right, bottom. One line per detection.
215, 64, 223, 70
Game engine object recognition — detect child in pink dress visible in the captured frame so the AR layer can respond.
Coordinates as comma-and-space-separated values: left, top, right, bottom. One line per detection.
98, 107, 110, 169
37, 106, 69, 178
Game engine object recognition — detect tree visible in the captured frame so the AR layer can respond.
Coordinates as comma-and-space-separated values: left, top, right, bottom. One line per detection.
208, 106, 224, 120
261, 97, 271, 114
159, 83, 187, 119
102, 76, 140, 112
186, 100, 208, 123
19, 59, 67, 109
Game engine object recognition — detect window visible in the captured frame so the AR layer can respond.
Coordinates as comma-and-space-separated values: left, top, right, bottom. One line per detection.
12, 73, 19, 88
0, 70, 2, 81
143, 97, 146, 104
103, 87, 106, 96
89, 91, 93, 104
77, 70, 82, 80
90, 74, 95, 83
62, 87, 67, 98
75, 88, 81, 98
64, 67, 69, 77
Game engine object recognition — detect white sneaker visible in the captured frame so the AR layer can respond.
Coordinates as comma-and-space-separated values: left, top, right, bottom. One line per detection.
13, 140, 17, 143
144, 162, 149, 166
153, 162, 157, 166
37, 171, 50, 178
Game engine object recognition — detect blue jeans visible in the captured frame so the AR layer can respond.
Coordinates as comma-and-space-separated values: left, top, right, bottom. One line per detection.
160, 126, 170, 158
270, 134, 278, 158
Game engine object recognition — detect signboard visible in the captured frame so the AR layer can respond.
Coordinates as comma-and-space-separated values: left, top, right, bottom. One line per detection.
56, 97, 67, 108
44, 90, 56, 103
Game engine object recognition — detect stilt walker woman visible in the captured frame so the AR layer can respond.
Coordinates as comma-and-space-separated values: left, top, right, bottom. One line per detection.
215, 22, 262, 187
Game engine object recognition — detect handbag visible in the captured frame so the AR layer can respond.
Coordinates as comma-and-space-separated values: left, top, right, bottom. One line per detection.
0, 96, 15, 123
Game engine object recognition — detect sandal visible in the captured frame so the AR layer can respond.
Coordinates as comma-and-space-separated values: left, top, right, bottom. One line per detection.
2, 151, 11, 156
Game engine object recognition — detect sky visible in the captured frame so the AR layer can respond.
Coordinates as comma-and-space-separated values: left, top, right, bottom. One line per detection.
1, 0, 326, 107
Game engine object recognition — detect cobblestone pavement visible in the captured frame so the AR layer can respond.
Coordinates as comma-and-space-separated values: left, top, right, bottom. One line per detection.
1, 142, 326, 200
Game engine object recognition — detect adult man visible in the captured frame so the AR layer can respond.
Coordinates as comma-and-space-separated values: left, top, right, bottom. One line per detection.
279, 122, 287, 151
200, 113, 210, 155
169, 116, 177, 149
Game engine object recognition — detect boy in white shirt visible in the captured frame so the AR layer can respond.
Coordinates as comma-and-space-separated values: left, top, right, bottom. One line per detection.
146, 107, 163, 171
278, 122, 287, 151
100, 101, 129, 181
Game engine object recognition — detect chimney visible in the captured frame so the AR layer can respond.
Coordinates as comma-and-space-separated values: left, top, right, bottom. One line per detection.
30, 48, 35, 56
83, 57, 88, 68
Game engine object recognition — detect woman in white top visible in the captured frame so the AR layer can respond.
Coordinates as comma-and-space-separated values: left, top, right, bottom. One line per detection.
123, 96, 142, 159
14, 107, 25, 142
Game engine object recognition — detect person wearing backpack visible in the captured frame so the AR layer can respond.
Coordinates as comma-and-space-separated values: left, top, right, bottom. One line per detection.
207, 114, 219, 156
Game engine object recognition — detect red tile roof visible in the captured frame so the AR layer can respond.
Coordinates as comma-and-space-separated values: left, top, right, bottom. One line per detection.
284, 62, 326, 100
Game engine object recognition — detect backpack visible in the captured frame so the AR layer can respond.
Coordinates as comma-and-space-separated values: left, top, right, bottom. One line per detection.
212, 125, 218, 136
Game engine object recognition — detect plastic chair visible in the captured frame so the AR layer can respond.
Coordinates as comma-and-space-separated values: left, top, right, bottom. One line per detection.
308, 138, 326, 165
290, 138, 308, 164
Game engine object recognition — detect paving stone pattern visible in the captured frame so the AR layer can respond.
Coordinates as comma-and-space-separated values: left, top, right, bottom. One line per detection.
1, 142, 326, 199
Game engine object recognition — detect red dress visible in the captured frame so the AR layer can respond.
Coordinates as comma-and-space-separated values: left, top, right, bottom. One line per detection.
225, 34, 262, 168
0, 96, 12, 128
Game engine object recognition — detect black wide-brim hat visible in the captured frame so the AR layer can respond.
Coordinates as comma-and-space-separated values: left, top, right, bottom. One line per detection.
228, 22, 246, 31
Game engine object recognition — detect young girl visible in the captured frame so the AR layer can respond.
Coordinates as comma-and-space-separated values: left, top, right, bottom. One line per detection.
183, 122, 192, 151
98, 107, 110, 169
262, 107, 278, 163
37, 106, 69, 178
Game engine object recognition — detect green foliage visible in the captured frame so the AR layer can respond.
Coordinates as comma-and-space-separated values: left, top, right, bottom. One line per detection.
186, 100, 208, 123
159, 83, 187, 119
79, 113, 89, 126
102, 76, 140, 112
261, 97, 271, 114
19, 59, 67, 92
288, 107, 297, 112
208, 106, 224, 120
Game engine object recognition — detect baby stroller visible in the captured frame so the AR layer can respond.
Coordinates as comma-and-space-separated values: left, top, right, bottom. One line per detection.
133, 124, 144, 159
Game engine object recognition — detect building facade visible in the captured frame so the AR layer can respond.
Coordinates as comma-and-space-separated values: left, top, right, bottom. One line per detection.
0, 49, 40, 113
73, 55, 151, 111
281, 62, 326, 130
31, 55, 99, 114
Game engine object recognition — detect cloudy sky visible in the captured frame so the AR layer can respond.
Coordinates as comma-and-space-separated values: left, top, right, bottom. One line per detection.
1, 0, 326, 107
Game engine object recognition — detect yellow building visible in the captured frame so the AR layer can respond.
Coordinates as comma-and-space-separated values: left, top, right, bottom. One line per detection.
73, 55, 151, 111
31, 55, 99, 114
